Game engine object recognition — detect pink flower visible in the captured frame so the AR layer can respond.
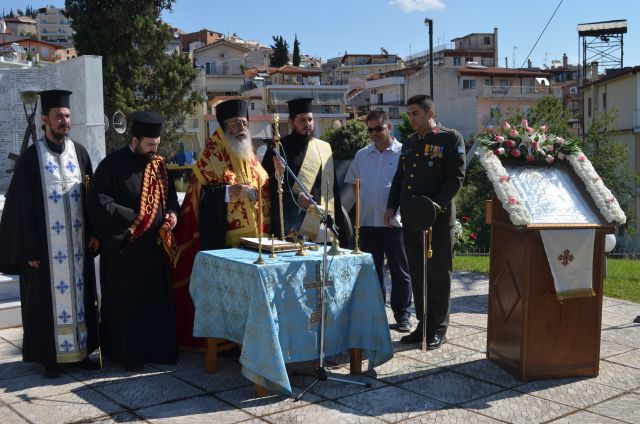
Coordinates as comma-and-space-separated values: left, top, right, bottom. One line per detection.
469, 233, 478, 240
555, 137, 565, 145
545, 155, 554, 164
495, 147, 505, 155
578, 155, 586, 162
506, 139, 516, 148
526, 154, 535, 162
508, 196, 518, 205
499, 175, 510, 183
495, 135, 505, 143
527, 126, 535, 134
531, 141, 539, 150
540, 125, 548, 132
502, 121, 511, 130
510, 149, 521, 158
557, 152, 566, 160
610, 197, 617, 203
521, 119, 529, 127
509, 128, 519, 137
546, 145, 554, 152
462, 215, 470, 223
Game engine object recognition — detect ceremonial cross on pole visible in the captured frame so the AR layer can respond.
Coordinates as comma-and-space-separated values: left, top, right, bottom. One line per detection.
304, 262, 334, 323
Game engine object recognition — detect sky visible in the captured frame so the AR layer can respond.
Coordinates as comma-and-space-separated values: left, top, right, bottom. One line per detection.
4, 0, 639, 68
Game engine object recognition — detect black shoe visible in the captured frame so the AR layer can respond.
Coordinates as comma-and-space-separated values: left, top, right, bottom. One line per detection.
43, 364, 60, 379
634, 315, 640, 324
426, 333, 446, 350
400, 328, 423, 344
75, 357, 100, 371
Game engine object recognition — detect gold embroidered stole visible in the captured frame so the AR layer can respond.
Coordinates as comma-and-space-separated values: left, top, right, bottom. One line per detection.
292, 138, 335, 240
128, 156, 177, 261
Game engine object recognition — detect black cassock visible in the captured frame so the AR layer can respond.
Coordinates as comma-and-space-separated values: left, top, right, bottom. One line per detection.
262, 132, 349, 245
0, 140, 98, 367
88, 147, 179, 368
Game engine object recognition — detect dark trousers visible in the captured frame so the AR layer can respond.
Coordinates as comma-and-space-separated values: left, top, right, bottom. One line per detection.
360, 226, 412, 324
403, 214, 454, 336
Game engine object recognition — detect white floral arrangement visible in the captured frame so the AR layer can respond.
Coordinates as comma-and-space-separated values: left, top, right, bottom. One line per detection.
476, 120, 626, 226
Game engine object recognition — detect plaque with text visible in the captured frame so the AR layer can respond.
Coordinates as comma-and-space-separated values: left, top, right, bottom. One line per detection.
504, 164, 602, 225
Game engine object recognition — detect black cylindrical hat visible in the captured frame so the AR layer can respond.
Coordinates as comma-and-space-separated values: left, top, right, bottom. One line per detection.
40, 89, 72, 112
215, 99, 248, 127
287, 97, 313, 118
131, 111, 163, 138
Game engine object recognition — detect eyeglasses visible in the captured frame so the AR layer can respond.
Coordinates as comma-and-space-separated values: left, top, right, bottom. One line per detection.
367, 125, 387, 133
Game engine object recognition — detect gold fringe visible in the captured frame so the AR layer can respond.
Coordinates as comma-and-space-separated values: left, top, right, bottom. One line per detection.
556, 288, 596, 300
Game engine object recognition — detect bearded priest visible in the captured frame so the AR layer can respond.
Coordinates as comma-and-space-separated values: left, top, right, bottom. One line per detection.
88, 111, 180, 371
171, 99, 271, 349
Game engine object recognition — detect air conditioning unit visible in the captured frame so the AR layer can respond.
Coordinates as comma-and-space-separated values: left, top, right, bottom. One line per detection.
370, 89, 377, 94
569, 86, 578, 95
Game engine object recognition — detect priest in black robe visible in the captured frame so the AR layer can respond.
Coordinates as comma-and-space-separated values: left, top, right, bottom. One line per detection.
88, 111, 179, 371
0, 90, 99, 378
262, 97, 349, 245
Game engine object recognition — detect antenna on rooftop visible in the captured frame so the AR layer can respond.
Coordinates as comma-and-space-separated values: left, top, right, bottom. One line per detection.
512, 46, 517, 69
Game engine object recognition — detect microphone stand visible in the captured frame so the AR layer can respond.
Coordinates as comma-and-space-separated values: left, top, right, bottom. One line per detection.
266, 144, 369, 400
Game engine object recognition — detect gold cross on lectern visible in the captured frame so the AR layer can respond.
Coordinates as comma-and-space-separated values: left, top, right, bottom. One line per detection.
303, 262, 334, 323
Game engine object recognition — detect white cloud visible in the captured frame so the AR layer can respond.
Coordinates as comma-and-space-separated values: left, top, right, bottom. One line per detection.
390, 0, 446, 12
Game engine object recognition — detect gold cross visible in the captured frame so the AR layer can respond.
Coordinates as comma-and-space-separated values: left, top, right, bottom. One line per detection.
303, 262, 334, 323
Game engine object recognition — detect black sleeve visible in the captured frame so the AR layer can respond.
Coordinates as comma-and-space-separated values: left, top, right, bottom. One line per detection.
198, 185, 227, 250
432, 132, 466, 209
88, 157, 137, 251
0, 149, 42, 273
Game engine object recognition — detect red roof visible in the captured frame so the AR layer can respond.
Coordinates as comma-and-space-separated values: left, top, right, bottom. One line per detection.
273, 65, 322, 76
458, 66, 553, 78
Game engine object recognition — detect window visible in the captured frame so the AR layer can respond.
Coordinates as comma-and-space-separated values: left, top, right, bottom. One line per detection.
378, 93, 383, 104
485, 79, 493, 86
453, 57, 461, 66
602, 92, 607, 110
484, 36, 491, 45
250, 102, 255, 110
466, 57, 473, 63
462, 79, 476, 90
587, 97, 592, 117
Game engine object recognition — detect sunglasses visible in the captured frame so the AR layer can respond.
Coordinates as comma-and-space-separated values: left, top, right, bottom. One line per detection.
367, 125, 387, 133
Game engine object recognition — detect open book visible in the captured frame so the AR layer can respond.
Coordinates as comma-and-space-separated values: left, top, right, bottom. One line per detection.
240, 237, 299, 253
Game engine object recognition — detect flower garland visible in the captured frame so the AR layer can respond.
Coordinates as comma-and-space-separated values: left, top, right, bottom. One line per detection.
476, 120, 626, 226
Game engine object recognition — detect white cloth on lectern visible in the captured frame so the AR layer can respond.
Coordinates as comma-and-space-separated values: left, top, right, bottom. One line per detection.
540, 229, 595, 299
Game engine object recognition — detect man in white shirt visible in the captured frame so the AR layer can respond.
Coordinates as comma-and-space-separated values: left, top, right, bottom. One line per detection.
345, 110, 412, 332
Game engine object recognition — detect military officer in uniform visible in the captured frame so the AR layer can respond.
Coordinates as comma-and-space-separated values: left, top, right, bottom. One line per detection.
384, 94, 465, 349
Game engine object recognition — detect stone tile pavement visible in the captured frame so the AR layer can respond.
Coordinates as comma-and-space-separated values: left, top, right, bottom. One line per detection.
0, 271, 638, 423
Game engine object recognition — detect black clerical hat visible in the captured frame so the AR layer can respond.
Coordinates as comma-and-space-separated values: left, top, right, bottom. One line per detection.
215, 99, 248, 127
131, 111, 163, 138
402, 196, 437, 232
287, 97, 313, 118
40, 90, 72, 112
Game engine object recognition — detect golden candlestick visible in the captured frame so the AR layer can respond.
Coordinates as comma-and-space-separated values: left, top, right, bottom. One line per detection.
352, 177, 362, 254
273, 113, 285, 241
254, 177, 266, 265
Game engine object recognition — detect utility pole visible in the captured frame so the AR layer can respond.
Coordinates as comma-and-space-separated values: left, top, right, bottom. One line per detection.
424, 18, 434, 100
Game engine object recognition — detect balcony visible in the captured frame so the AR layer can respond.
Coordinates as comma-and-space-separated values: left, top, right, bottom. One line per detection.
477, 86, 562, 99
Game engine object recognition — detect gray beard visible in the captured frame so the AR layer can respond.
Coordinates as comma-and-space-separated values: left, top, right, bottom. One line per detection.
225, 131, 254, 161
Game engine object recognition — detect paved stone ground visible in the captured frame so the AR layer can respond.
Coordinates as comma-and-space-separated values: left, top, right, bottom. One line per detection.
0, 271, 638, 423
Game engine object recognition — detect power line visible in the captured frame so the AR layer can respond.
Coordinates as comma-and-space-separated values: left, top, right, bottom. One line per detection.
482, 0, 565, 130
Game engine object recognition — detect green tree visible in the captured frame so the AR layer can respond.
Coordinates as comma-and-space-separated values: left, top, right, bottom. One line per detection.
582, 109, 638, 233
16, 8, 24, 16
269, 35, 289, 67
322, 120, 369, 160
525, 95, 573, 138
66, 0, 203, 153
292, 34, 301, 67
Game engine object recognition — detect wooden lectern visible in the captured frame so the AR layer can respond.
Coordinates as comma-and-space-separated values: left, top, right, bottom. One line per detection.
486, 193, 614, 380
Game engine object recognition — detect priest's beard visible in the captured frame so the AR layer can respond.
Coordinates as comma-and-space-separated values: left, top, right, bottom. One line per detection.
292, 128, 313, 142
133, 144, 156, 164
225, 131, 254, 161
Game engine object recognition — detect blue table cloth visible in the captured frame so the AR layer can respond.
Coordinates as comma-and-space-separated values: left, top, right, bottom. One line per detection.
190, 248, 393, 395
